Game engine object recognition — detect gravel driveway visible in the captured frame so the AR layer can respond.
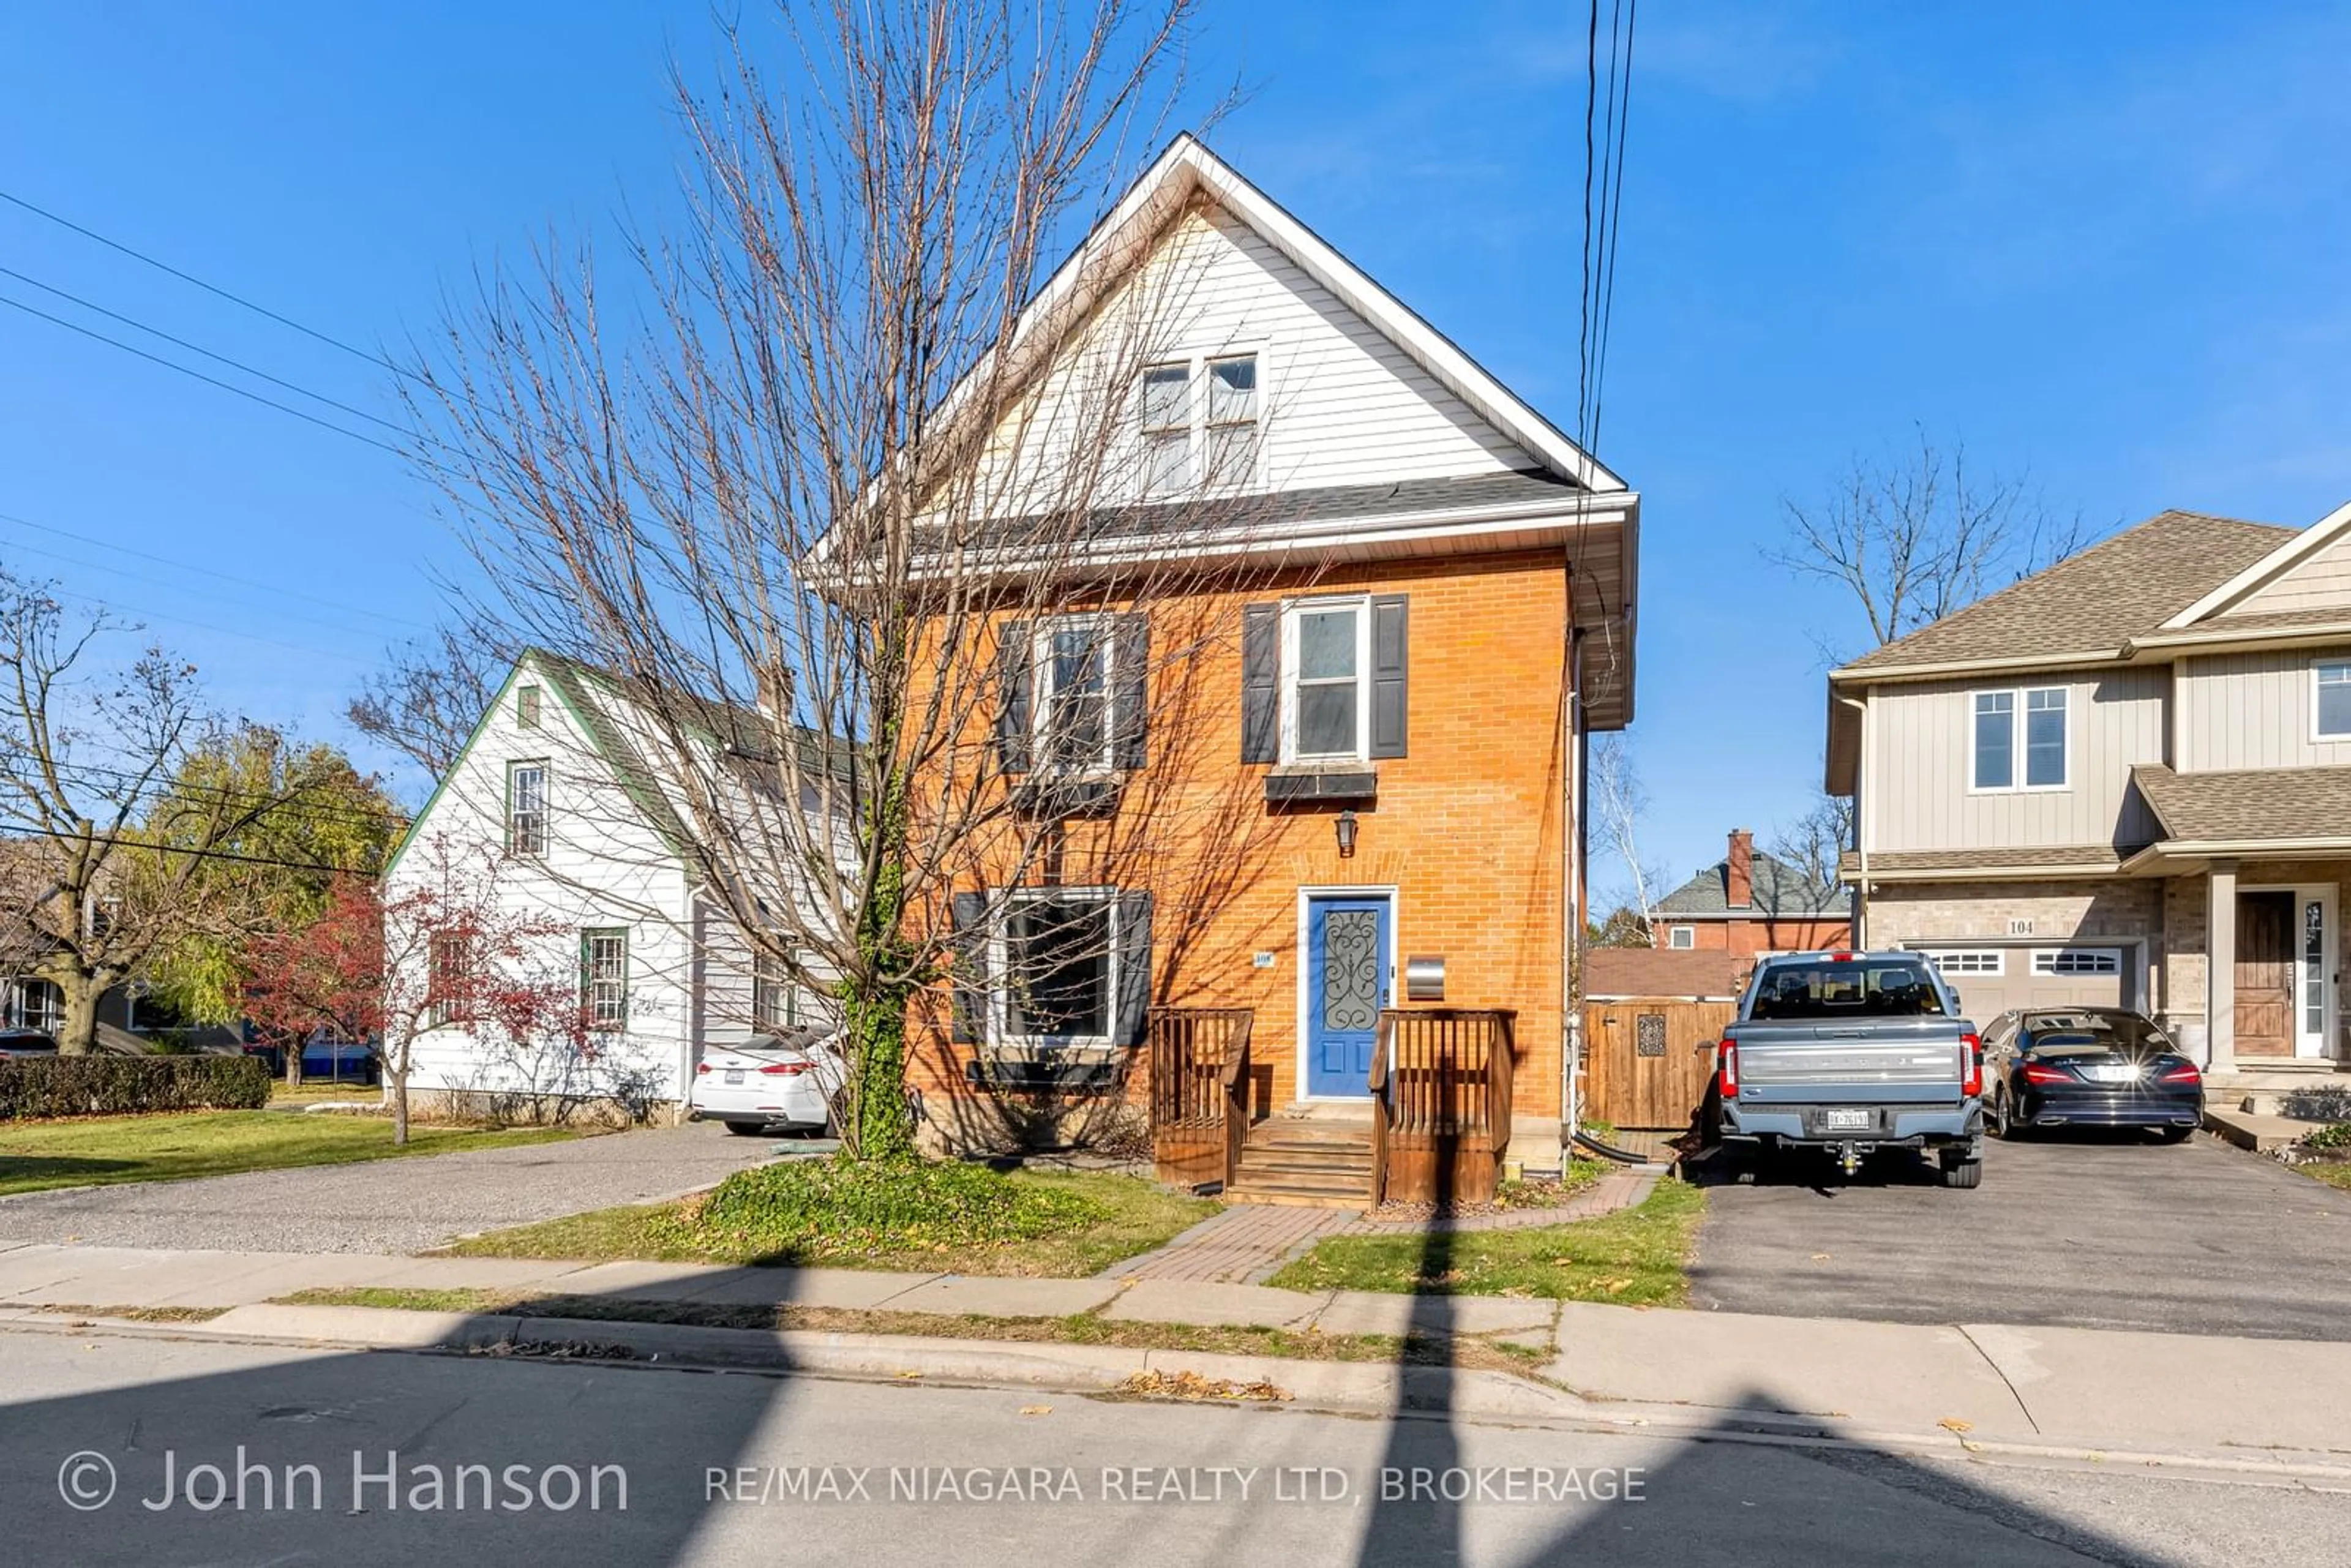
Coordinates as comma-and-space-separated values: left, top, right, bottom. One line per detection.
1689, 1130, 2351, 1340
0, 1124, 790, 1254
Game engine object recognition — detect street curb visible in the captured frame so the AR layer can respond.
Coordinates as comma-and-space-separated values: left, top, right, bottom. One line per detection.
147, 1304, 2351, 1487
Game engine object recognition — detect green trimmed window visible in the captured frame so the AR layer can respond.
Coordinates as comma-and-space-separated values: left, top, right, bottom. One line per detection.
517, 683, 542, 729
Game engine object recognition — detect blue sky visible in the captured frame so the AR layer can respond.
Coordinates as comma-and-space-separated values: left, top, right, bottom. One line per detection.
3, 2, 2349, 894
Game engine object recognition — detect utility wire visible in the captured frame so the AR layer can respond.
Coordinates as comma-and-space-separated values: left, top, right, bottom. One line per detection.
33, 581, 380, 664
0, 823, 385, 877
29, 757, 411, 833
0, 293, 410, 459
0, 263, 430, 445
0, 508, 425, 630
0, 187, 423, 384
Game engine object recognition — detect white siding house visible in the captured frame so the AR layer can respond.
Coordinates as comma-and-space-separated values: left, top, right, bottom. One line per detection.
382, 650, 828, 1120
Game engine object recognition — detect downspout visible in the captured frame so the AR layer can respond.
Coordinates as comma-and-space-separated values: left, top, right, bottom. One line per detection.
1563, 607, 1586, 1167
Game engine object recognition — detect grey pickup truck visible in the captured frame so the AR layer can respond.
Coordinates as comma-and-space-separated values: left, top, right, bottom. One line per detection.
1713, 950, 1986, 1188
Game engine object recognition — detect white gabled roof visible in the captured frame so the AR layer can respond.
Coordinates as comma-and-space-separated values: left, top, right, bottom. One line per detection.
968, 132, 1624, 495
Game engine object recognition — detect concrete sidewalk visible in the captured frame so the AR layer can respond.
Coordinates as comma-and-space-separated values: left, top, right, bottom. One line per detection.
9, 1237, 2351, 1468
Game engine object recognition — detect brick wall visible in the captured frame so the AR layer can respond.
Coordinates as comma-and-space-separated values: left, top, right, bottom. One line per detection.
907, 549, 1572, 1164
1652, 915, 1852, 958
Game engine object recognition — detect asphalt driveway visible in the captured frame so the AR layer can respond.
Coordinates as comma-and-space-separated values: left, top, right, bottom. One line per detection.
1689, 1131, 2351, 1340
0, 1123, 790, 1255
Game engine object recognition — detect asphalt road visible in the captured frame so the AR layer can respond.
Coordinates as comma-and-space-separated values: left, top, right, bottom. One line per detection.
2, 1324, 2344, 1567
0, 1125, 788, 1253
1690, 1128, 2351, 1338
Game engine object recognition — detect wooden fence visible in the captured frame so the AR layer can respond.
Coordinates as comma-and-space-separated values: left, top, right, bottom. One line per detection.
1581, 999, 1733, 1130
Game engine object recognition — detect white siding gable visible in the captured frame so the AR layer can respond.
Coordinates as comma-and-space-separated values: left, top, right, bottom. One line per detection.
948, 204, 1538, 519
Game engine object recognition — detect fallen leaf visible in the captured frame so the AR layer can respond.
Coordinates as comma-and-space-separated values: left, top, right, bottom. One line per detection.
895, 1370, 923, 1381
1938, 1418, 1973, 1433
1810, 1253, 1831, 1262
1018, 1405, 1052, 1417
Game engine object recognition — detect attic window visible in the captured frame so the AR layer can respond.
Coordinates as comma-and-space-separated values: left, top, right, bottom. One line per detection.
1668, 926, 1695, 950
1139, 352, 1260, 497
517, 684, 542, 729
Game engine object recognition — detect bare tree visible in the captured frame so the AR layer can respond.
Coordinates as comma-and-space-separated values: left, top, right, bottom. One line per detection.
1588, 733, 1670, 932
1770, 427, 2091, 655
1769, 788, 1855, 895
349, 623, 511, 782
0, 571, 322, 1052
403, 1, 1295, 1160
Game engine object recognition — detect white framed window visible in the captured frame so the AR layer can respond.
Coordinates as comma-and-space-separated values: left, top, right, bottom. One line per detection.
1140, 362, 1191, 497
4, 978, 62, 1034
1925, 949, 2004, 976
507, 761, 548, 857
582, 929, 628, 1031
752, 947, 801, 1032
2315, 659, 2351, 740
993, 888, 1119, 1048
1668, 926, 1695, 950
2033, 949, 2119, 976
1281, 597, 1370, 763
1138, 350, 1261, 497
1032, 617, 1114, 775
1970, 687, 2068, 792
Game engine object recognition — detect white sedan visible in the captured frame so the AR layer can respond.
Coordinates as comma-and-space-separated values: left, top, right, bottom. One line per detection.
688, 1028, 846, 1136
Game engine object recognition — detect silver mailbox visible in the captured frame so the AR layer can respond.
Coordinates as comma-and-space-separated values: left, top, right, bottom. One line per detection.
1404, 955, 1446, 1002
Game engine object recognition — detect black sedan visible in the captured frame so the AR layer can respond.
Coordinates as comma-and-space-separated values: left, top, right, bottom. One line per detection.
1983, 1007, 2203, 1142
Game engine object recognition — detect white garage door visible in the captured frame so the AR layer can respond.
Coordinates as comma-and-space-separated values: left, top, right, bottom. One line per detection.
1918, 947, 2131, 1021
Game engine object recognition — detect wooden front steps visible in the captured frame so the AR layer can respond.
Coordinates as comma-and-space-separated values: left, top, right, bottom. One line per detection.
1223, 1118, 1374, 1208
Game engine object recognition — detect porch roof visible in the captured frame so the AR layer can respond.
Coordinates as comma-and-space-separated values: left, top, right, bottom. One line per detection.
2123, 763, 2351, 867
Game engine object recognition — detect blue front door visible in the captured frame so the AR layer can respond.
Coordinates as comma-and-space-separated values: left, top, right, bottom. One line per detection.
1305, 895, 1391, 1097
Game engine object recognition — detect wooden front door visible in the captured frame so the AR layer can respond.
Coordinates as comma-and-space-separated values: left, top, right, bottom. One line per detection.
2237, 891, 2295, 1057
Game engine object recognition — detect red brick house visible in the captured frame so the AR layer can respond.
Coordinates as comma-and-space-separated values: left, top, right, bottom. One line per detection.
1650, 828, 1851, 960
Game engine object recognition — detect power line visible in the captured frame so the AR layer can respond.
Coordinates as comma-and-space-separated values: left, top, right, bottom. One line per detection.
0, 186, 422, 384
0, 263, 430, 445
31, 757, 411, 833
0, 508, 430, 634
36, 581, 380, 665
0, 292, 410, 458
0, 823, 384, 877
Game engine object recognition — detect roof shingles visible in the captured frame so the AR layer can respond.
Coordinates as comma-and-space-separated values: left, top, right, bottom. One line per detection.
1837, 511, 2293, 676
2133, 763, 2351, 845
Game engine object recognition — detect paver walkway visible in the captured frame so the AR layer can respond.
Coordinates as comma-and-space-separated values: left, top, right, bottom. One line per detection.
1103, 1166, 1660, 1284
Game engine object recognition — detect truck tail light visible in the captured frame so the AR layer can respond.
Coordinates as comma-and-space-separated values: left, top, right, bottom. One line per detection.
1717, 1040, 1739, 1099
1960, 1032, 1982, 1098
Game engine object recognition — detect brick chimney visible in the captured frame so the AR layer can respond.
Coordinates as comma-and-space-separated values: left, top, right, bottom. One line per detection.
1727, 828, 1754, 909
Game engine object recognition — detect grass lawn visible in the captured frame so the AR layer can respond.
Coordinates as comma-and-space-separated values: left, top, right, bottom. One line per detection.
440, 1165, 1218, 1278
2293, 1161, 2351, 1191
267, 1082, 383, 1108
1265, 1178, 1705, 1307
0, 1111, 576, 1197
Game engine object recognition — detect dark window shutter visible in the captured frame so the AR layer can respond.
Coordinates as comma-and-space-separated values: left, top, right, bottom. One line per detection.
1112, 891, 1153, 1048
1114, 613, 1150, 771
1370, 594, 1409, 759
1240, 602, 1279, 763
996, 621, 1031, 775
950, 890, 990, 1044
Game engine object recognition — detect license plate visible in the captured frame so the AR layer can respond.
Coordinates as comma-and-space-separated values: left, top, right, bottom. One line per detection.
1820, 1108, 1872, 1131
723, 1070, 744, 1086
2080, 1063, 2137, 1084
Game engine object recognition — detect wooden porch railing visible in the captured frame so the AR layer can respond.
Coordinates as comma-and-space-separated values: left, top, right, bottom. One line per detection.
1368, 1008, 1517, 1205
1148, 1008, 1254, 1190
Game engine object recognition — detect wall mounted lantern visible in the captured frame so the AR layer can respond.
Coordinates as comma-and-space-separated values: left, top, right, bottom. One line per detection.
1335, 809, 1359, 858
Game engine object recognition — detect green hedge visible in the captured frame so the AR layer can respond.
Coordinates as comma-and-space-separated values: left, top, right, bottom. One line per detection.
0, 1055, 273, 1120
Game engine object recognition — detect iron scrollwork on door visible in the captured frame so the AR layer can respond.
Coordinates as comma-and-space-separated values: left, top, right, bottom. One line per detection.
1635, 1013, 1667, 1057
1322, 909, 1381, 1031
